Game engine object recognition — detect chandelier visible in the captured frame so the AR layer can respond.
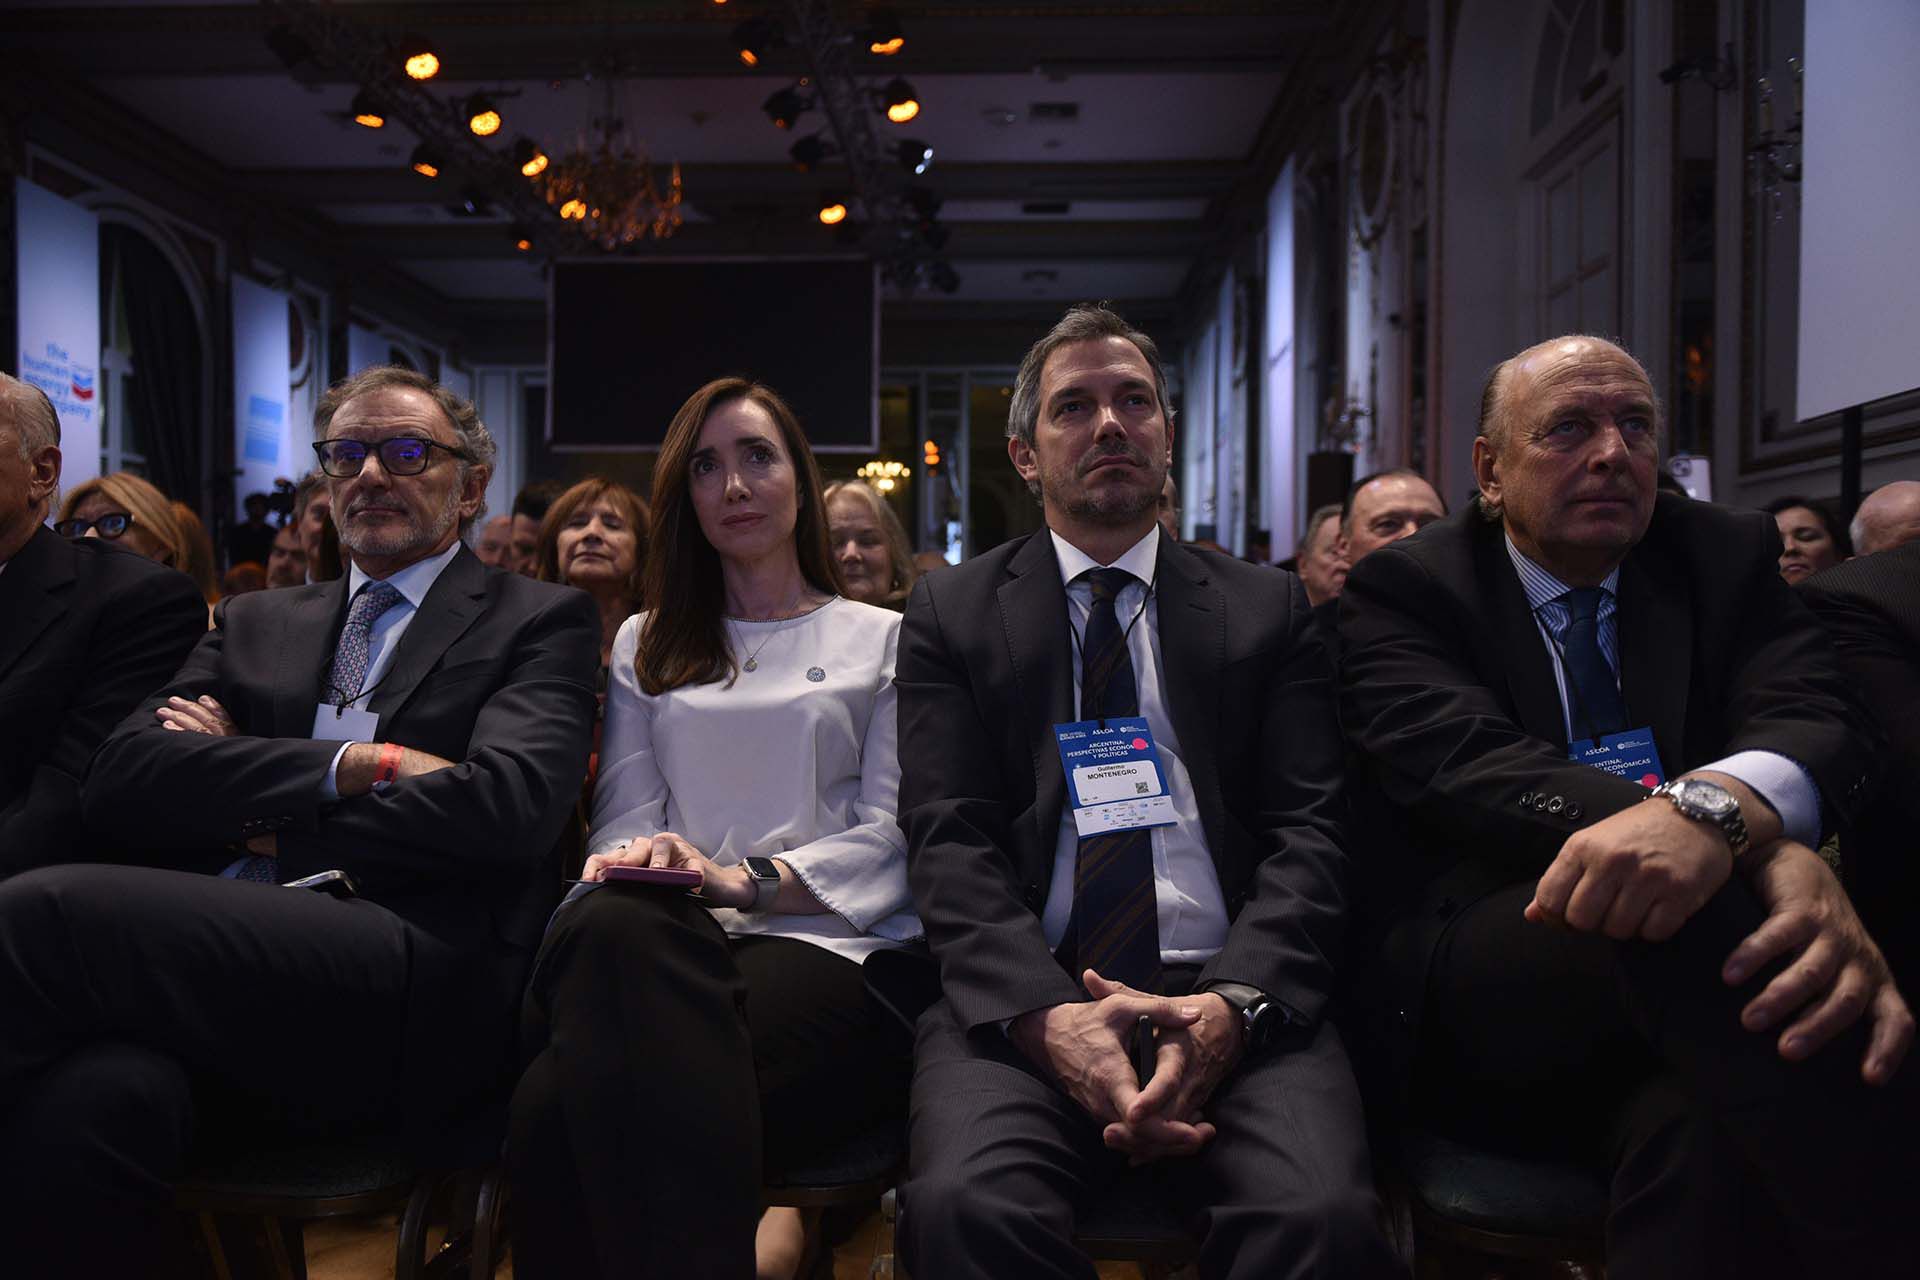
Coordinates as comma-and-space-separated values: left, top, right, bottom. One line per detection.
537, 79, 684, 249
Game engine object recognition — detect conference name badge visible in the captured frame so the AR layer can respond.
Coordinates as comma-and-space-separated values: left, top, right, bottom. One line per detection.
1569, 726, 1666, 789
311, 702, 380, 743
1054, 716, 1179, 837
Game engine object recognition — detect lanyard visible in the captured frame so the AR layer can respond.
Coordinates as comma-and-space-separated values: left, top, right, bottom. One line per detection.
1067, 569, 1156, 724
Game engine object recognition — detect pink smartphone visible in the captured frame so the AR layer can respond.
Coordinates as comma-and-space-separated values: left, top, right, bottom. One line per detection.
601, 864, 703, 889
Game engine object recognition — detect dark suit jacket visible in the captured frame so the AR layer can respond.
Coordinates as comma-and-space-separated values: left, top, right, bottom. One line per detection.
1799, 542, 1920, 977
897, 528, 1353, 1034
1337, 494, 1881, 1073
0, 526, 206, 875
84, 546, 601, 1049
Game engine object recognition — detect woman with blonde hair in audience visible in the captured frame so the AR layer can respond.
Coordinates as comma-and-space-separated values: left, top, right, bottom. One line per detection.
55, 473, 191, 571
507, 378, 919, 1280
823, 478, 919, 610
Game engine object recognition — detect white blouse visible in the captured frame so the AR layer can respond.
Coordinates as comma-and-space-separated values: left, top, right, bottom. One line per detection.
589, 596, 921, 962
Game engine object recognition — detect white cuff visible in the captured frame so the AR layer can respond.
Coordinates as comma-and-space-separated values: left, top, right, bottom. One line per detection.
321, 740, 356, 801
1696, 749, 1821, 848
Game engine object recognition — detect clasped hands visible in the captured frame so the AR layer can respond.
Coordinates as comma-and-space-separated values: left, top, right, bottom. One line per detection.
581, 832, 759, 910
1010, 970, 1243, 1166
1524, 788, 1913, 1085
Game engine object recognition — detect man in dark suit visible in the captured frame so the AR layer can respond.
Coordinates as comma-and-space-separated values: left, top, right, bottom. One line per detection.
0, 373, 205, 874
1801, 539, 1920, 983
1339, 335, 1912, 1278
0, 367, 598, 1275
895, 305, 1398, 1278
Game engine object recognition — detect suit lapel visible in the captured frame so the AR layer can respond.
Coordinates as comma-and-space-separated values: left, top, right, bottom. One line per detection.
274, 576, 350, 735
997, 532, 1075, 854
1152, 537, 1226, 860
0, 528, 74, 682
368, 547, 487, 724
1616, 551, 1691, 773
1474, 524, 1569, 746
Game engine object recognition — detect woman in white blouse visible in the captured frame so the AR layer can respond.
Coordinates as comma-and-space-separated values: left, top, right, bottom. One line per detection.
506, 378, 920, 1280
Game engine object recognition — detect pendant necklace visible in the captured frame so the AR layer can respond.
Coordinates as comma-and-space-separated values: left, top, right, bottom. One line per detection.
735, 584, 809, 673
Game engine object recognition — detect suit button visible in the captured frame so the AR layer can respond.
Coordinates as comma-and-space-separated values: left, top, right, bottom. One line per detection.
1547, 796, 1565, 814
1533, 795, 1550, 812
1565, 802, 1584, 820
1519, 792, 1535, 807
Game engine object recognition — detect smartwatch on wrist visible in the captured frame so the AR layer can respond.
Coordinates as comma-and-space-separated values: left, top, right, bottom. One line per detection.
1651, 777, 1750, 859
1207, 982, 1297, 1056
740, 856, 781, 912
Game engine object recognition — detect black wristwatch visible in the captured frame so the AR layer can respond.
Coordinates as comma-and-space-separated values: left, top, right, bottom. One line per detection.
740, 855, 782, 912
1207, 982, 1297, 1056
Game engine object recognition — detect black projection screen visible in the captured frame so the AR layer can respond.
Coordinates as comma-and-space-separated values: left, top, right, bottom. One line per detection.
547, 258, 879, 453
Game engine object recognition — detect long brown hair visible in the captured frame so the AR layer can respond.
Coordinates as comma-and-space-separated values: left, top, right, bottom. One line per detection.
636, 378, 844, 695
533, 476, 650, 609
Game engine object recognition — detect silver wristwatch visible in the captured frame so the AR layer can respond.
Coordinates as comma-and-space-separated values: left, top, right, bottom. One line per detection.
1651, 777, 1750, 859
740, 855, 782, 912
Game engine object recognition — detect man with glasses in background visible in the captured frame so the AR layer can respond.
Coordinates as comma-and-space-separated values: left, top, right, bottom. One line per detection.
0, 366, 600, 1275
0, 372, 205, 878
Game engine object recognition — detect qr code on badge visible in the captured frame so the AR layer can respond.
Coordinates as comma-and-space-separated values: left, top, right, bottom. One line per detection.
1134, 781, 1151, 795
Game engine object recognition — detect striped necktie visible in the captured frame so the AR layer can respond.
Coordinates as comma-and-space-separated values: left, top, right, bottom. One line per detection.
1068, 567, 1160, 991
1558, 586, 1627, 744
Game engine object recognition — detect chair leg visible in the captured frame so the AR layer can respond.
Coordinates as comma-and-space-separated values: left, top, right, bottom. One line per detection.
470, 1167, 506, 1280
260, 1214, 302, 1280
396, 1176, 439, 1280
196, 1211, 234, 1280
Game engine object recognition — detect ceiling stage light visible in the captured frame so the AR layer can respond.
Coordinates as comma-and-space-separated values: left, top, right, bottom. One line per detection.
350, 90, 384, 129
513, 137, 550, 178
409, 144, 442, 179
733, 17, 782, 68
398, 34, 440, 81
866, 9, 905, 55
818, 196, 849, 226
510, 225, 534, 252
881, 78, 920, 123
465, 94, 502, 137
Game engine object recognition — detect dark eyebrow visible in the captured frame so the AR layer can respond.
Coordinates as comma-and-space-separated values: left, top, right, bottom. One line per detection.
1047, 379, 1153, 409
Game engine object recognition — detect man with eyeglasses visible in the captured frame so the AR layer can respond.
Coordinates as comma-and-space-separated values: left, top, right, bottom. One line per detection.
0, 372, 205, 878
0, 366, 600, 1274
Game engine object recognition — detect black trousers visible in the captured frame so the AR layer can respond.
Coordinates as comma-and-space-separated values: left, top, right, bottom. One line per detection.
898, 981, 1403, 1280
0, 864, 499, 1278
1419, 880, 1918, 1279
505, 883, 909, 1280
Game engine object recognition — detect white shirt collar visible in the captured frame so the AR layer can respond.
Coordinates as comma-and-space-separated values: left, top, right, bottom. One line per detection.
1503, 532, 1619, 611
1048, 525, 1162, 591
346, 540, 461, 610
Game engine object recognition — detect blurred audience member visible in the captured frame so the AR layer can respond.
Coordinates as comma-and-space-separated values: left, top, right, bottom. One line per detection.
0, 373, 204, 876
825, 479, 918, 610
293, 469, 343, 581
1157, 474, 1180, 541
219, 562, 266, 596
1765, 495, 1851, 583
511, 479, 568, 575
1800, 536, 1920, 983
475, 513, 514, 568
0, 366, 597, 1276
1850, 480, 1920, 556
55, 472, 190, 570
171, 500, 219, 609
225, 491, 275, 569
265, 522, 307, 588
535, 477, 649, 678
1295, 502, 1348, 605
508, 379, 915, 1280
1338, 468, 1447, 566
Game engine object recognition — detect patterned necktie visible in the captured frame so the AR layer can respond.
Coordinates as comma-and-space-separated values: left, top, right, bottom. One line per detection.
326, 581, 405, 708
1069, 567, 1160, 992
1559, 586, 1628, 744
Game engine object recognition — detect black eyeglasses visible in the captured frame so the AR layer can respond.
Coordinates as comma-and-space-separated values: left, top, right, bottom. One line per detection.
312, 436, 470, 478
55, 513, 135, 539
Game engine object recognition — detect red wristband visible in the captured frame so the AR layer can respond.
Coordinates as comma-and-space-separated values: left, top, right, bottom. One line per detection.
373, 741, 404, 788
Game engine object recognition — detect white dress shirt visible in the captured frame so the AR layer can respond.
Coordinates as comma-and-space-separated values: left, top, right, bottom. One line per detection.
1042, 526, 1229, 965
1504, 536, 1820, 846
587, 597, 920, 962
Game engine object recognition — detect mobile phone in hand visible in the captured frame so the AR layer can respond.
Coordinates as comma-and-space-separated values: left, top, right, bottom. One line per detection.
602, 864, 703, 890
1133, 1014, 1155, 1086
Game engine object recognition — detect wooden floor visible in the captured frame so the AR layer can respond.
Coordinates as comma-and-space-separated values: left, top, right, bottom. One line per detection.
305, 1209, 1150, 1279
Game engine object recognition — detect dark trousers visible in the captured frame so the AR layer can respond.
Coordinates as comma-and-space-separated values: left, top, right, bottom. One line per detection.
0, 864, 491, 1278
898, 981, 1402, 1280
505, 883, 909, 1280
1419, 881, 1918, 1279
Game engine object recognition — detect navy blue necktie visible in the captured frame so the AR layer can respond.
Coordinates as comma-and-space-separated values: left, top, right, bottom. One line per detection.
1560, 587, 1627, 744
1069, 568, 1160, 992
